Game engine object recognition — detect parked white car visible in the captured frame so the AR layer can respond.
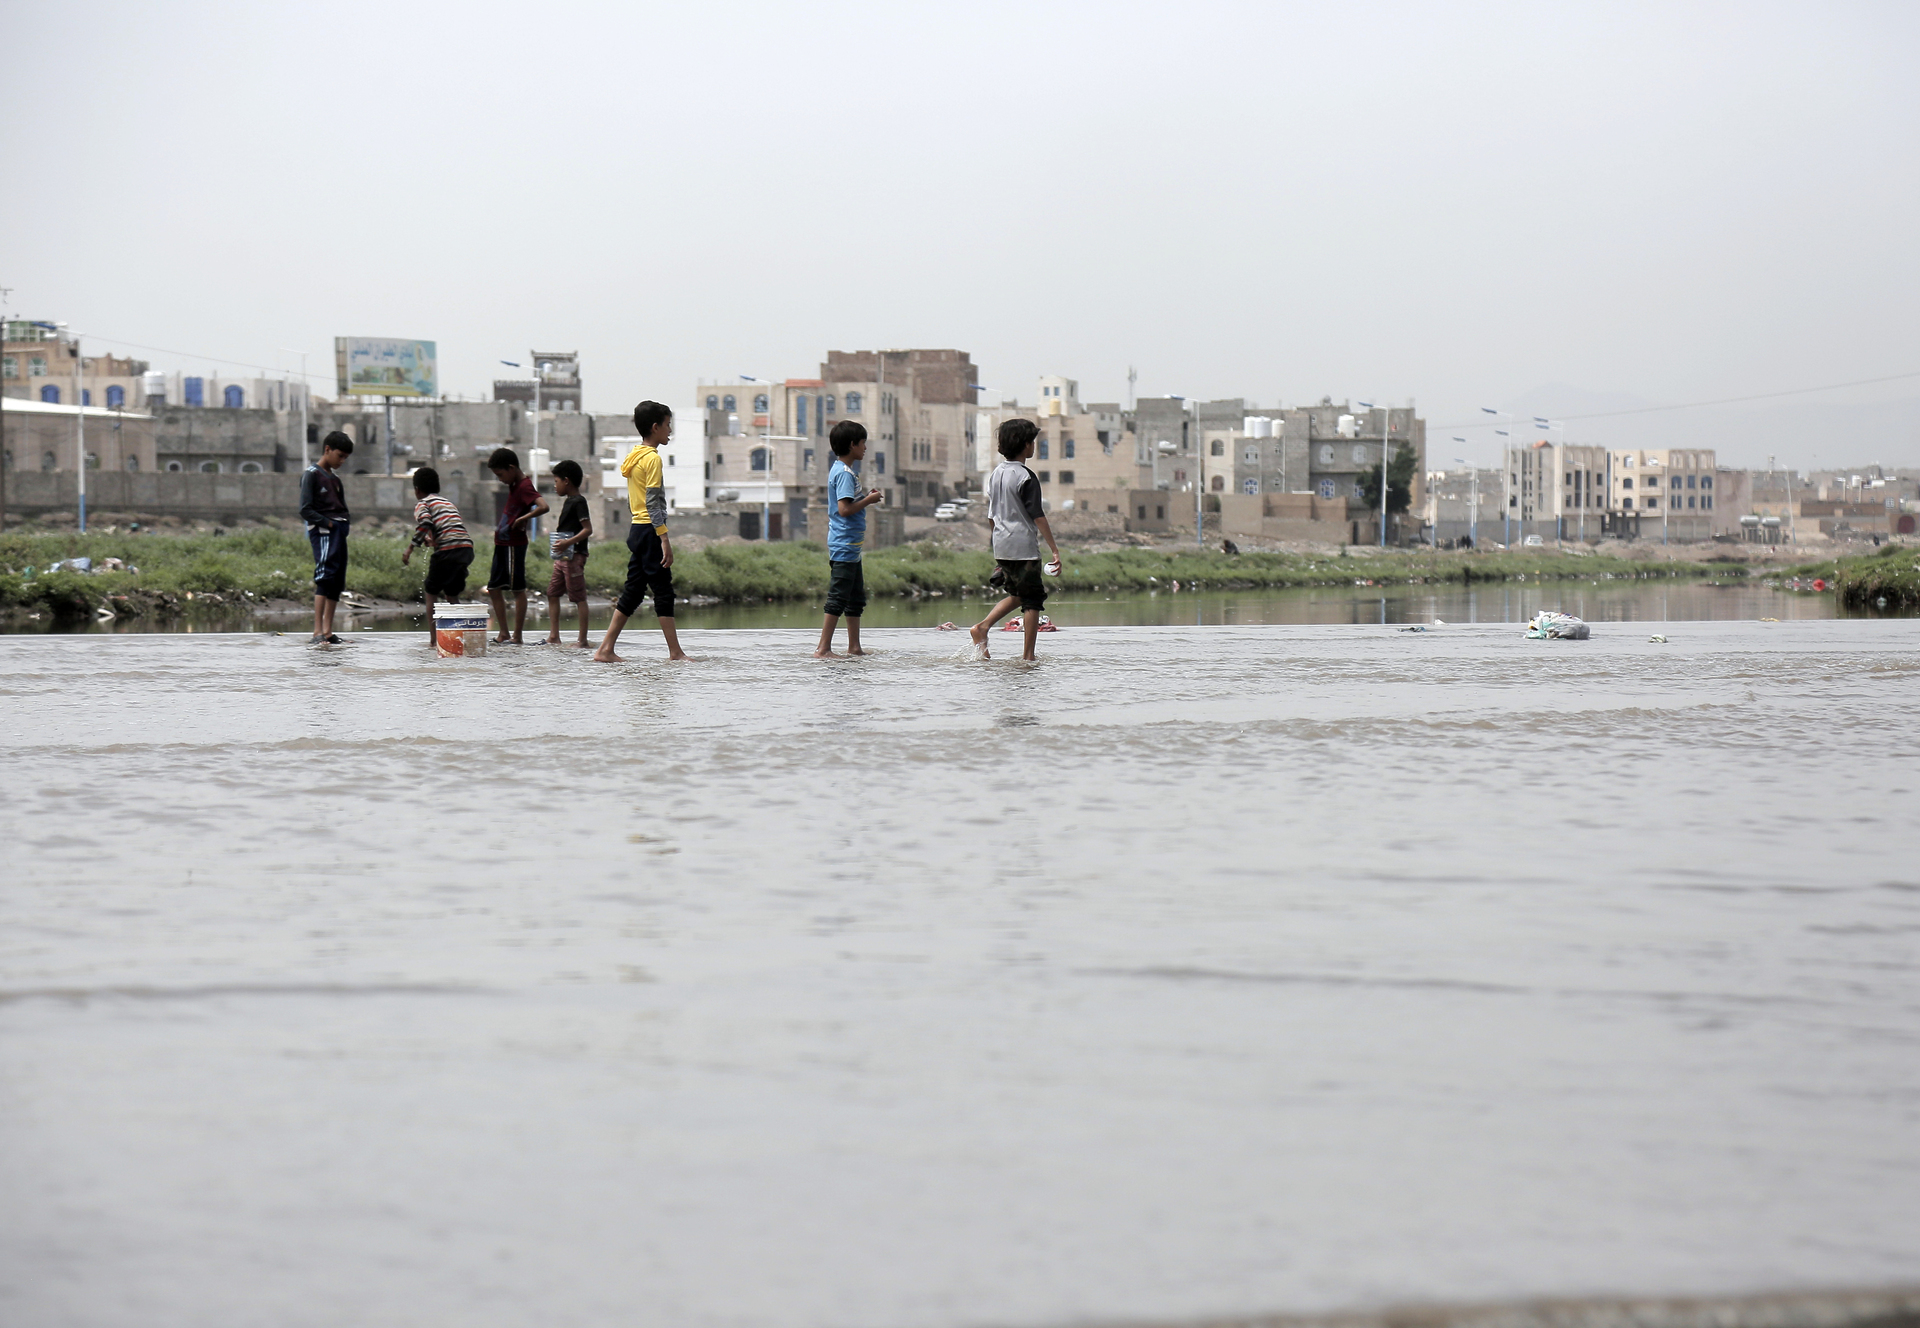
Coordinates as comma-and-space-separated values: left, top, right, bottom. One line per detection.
933, 503, 961, 521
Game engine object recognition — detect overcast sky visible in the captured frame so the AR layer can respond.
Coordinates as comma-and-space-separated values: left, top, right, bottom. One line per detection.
6, 1, 1917, 466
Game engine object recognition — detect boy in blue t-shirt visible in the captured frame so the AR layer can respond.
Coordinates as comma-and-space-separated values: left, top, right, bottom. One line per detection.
813, 421, 885, 657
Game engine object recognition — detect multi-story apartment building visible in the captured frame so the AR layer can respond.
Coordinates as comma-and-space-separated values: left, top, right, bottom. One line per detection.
493, 350, 584, 413
3, 320, 149, 410
1608, 447, 1717, 540
1225, 400, 1425, 510
820, 349, 978, 514
974, 378, 1139, 512
1510, 439, 1611, 540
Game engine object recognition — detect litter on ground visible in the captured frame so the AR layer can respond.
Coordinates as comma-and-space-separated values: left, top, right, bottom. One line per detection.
1524, 612, 1590, 640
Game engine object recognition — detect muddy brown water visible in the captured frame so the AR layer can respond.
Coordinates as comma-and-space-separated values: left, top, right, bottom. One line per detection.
2, 615, 1917, 1326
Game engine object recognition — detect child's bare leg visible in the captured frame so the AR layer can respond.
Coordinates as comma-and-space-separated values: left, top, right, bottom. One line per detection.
573, 599, 590, 646
593, 608, 630, 662
489, 587, 509, 641
970, 595, 1019, 651
544, 595, 562, 643
320, 597, 338, 638
512, 591, 528, 643
1022, 607, 1040, 661
659, 615, 689, 661
846, 617, 865, 655
814, 613, 840, 658
311, 594, 327, 639
424, 592, 437, 646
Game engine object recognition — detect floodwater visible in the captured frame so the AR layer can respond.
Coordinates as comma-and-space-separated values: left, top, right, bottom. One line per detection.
2, 619, 1917, 1327
19, 578, 1874, 636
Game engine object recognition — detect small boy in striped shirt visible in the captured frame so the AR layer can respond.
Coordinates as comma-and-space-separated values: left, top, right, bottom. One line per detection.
400, 467, 475, 646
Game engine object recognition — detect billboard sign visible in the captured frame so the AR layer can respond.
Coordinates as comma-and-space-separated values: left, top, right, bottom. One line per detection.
334, 337, 438, 398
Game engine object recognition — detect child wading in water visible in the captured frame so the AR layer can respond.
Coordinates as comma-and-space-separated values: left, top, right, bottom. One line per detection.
970, 418, 1060, 662
400, 466, 475, 646
299, 430, 354, 644
544, 459, 593, 647
593, 401, 690, 663
813, 421, 884, 657
486, 447, 548, 645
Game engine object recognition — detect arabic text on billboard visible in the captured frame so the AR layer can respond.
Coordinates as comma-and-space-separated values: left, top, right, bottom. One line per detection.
337, 337, 437, 398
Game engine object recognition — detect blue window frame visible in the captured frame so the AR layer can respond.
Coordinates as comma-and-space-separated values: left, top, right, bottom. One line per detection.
845, 391, 862, 413
1038, 439, 1049, 459
1318, 479, 1335, 499
796, 396, 808, 436
824, 394, 835, 414
803, 448, 814, 470
106, 384, 125, 409
82, 389, 92, 406
753, 393, 769, 413
875, 451, 885, 475
40, 384, 59, 403
706, 395, 719, 410
224, 384, 244, 408
750, 448, 768, 472
723, 394, 736, 411
185, 377, 205, 406
1063, 438, 1075, 458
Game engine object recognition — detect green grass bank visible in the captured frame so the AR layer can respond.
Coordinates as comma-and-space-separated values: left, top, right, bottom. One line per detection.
2, 528, 1742, 622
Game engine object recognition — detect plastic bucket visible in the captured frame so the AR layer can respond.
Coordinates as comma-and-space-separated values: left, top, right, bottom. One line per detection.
433, 602, 490, 658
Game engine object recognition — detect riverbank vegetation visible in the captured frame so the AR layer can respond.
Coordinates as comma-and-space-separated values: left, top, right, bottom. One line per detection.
1, 528, 1751, 622
1779, 542, 1920, 611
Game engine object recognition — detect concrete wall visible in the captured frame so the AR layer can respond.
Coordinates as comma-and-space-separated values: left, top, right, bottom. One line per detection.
1215, 492, 1352, 544
153, 406, 297, 474
5, 410, 157, 475
2, 470, 485, 524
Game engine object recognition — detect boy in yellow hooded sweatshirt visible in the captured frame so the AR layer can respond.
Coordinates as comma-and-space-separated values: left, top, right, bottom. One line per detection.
594, 400, 690, 663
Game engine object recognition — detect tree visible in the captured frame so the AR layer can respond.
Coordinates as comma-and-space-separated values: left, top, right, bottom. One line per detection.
1359, 443, 1416, 517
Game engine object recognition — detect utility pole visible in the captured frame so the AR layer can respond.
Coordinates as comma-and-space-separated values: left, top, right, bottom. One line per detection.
282, 348, 310, 469
0, 286, 12, 535
73, 330, 86, 531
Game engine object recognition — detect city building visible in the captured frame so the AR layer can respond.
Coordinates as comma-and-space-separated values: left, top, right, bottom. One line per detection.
821, 349, 979, 514
3, 320, 149, 410
696, 379, 845, 539
1, 396, 157, 474
1422, 467, 1503, 546
139, 370, 311, 413
1511, 439, 1611, 542
1608, 447, 1717, 541
493, 351, 583, 412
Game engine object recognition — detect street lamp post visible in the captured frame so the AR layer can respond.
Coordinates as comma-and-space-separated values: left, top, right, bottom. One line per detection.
501, 357, 541, 471
70, 328, 87, 532
1358, 399, 1392, 547
1644, 455, 1668, 545
1152, 439, 1177, 517
281, 348, 310, 469
1482, 408, 1514, 548
1452, 445, 1478, 550
1534, 416, 1574, 546
740, 374, 775, 541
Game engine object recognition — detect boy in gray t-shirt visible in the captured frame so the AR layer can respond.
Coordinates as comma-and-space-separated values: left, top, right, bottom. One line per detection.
969, 418, 1061, 661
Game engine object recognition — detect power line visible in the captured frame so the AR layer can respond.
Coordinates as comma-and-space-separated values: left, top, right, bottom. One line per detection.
1440, 368, 1920, 431
65, 333, 332, 384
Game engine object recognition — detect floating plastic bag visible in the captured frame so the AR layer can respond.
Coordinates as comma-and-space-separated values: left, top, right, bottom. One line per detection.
1524, 611, 1590, 640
